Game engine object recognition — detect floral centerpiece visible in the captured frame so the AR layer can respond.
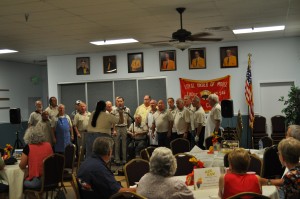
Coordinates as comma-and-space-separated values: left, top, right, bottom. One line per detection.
3, 144, 13, 160
208, 131, 220, 154
185, 157, 205, 186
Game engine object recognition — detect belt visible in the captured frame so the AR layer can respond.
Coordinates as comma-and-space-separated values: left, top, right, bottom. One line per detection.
115, 125, 127, 127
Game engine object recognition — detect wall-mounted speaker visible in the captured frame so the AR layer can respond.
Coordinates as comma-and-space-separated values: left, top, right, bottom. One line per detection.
9, 108, 21, 124
221, 99, 234, 118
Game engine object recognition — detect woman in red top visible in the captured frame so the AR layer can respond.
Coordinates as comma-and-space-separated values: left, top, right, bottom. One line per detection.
19, 126, 53, 188
218, 148, 263, 199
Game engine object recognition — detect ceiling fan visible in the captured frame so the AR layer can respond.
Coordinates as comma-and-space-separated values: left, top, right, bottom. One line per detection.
145, 7, 223, 50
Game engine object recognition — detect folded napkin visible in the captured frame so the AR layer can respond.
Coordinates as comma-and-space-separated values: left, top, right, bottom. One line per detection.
190, 145, 203, 153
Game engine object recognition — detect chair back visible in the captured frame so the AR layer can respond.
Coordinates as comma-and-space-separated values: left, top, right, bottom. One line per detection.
205, 136, 224, 150
271, 115, 286, 134
41, 153, 65, 191
140, 148, 150, 161
259, 136, 273, 148
170, 138, 190, 155
228, 192, 270, 199
64, 144, 76, 172
174, 153, 195, 176
248, 154, 263, 176
71, 174, 80, 199
253, 115, 267, 134
76, 146, 83, 173
262, 145, 285, 178
76, 176, 98, 199
124, 158, 149, 187
146, 146, 156, 159
109, 191, 147, 199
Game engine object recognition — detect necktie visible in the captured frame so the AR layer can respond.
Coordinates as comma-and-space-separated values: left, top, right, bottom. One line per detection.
227, 56, 230, 64
196, 58, 198, 66
165, 61, 168, 69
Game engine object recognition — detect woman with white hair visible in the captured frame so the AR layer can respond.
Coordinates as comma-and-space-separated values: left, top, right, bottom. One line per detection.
277, 137, 300, 199
137, 147, 194, 199
19, 126, 53, 188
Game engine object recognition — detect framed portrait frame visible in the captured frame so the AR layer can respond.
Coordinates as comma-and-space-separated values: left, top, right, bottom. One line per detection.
220, 46, 238, 68
159, 50, 176, 71
127, 52, 144, 73
103, 55, 117, 74
76, 57, 90, 75
189, 48, 206, 69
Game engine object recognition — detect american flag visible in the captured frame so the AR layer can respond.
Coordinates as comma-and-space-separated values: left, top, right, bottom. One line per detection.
245, 55, 254, 128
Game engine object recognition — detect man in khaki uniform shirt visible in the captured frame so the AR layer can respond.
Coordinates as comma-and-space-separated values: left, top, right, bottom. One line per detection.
152, 100, 174, 147
192, 96, 206, 149
205, 94, 222, 139
112, 97, 131, 164
28, 100, 43, 127
127, 114, 148, 159
73, 102, 91, 157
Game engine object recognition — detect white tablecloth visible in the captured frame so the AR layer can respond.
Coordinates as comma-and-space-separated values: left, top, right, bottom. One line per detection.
174, 176, 279, 199
0, 162, 25, 199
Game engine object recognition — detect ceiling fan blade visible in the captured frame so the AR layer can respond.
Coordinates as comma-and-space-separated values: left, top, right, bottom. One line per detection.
190, 32, 212, 37
143, 40, 170, 44
188, 37, 223, 42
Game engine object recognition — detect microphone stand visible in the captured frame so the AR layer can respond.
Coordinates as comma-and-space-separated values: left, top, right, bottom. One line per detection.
124, 111, 136, 149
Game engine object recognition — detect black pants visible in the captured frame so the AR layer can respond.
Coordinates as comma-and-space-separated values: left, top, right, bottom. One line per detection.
157, 132, 168, 147
195, 127, 206, 150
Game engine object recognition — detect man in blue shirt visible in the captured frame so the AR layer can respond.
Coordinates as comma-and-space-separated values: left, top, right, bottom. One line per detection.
77, 137, 136, 199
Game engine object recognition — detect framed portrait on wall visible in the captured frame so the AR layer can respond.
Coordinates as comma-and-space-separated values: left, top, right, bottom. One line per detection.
103, 55, 117, 74
159, 50, 176, 71
220, 46, 238, 68
76, 57, 90, 75
189, 48, 206, 69
128, 52, 144, 73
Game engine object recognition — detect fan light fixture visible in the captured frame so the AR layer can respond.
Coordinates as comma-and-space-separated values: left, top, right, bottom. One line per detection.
233, 25, 285, 34
90, 38, 138, 45
171, 41, 192, 51
0, 49, 18, 54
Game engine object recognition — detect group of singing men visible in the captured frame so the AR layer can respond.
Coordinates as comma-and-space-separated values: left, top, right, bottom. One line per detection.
27, 93, 222, 164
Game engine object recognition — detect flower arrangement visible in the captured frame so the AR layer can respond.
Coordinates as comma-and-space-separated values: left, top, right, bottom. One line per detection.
211, 131, 219, 144
207, 131, 220, 154
185, 157, 205, 186
3, 144, 13, 160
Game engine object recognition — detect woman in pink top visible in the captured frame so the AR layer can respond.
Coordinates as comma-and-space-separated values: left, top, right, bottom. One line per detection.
19, 126, 53, 188
219, 148, 264, 199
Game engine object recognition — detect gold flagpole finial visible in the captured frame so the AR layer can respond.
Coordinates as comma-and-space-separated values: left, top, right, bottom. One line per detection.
248, 53, 252, 66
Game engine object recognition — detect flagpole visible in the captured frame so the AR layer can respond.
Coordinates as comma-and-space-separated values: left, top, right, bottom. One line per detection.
246, 53, 253, 148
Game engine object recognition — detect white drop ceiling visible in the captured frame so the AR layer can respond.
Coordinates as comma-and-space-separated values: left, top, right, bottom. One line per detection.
0, 0, 299, 65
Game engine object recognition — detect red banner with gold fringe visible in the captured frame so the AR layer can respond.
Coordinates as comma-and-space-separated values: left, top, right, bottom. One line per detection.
179, 75, 231, 112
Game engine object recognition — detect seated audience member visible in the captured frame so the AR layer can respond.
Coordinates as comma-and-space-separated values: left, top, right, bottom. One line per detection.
261, 124, 300, 187
127, 114, 148, 159
218, 148, 264, 199
77, 137, 135, 199
137, 147, 194, 199
19, 126, 53, 188
277, 138, 300, 199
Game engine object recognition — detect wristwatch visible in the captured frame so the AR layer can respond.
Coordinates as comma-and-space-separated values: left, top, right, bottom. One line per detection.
267, 179, 272, 185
